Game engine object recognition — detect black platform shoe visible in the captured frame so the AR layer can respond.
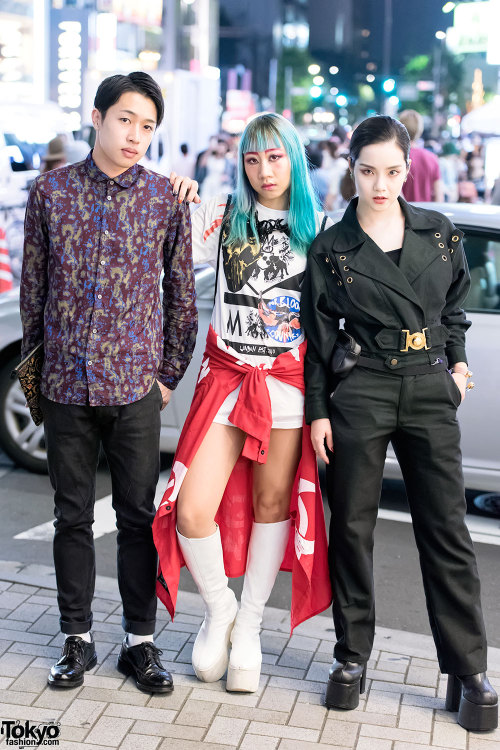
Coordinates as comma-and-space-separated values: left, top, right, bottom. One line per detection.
325, 659, 367, 710
117, 640, 174, 694
446, 672, 498, 731
48, 636, 97, 688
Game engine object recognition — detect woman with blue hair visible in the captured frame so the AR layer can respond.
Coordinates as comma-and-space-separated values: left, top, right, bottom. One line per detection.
153, 113, 332, 692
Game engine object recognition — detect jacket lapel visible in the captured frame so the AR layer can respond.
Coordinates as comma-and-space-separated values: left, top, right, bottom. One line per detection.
398, 199, 444, 283
332, 198, 424, 311
398, 228, 442, 284
346, 236, 423, 310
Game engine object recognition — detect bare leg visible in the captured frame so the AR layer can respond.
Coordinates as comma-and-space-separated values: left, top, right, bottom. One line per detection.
177, 422, 246, 538
252, 428, 302, 522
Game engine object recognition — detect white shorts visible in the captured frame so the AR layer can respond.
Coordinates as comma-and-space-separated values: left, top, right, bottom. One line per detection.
213, 375, 304, 429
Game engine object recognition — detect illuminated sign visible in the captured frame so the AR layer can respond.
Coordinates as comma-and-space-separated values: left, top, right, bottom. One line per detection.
50, 9, 88, 131
57, 21, 82, 129
448, 1, 488, 54
110, 0, 162, 27
487, 0, 500, 64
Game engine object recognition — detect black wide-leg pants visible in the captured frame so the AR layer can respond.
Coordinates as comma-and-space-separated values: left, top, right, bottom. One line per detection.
326, 366, 487, 675
40, 384, 162, 636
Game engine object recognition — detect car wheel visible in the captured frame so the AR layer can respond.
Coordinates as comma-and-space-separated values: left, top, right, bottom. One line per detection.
0, 355, 47, 473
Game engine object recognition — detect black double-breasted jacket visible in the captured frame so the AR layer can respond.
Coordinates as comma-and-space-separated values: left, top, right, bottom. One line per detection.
301, 197, 471, 423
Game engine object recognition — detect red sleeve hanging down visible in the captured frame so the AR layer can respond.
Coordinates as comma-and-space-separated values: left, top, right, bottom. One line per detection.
152, 325, 332, 634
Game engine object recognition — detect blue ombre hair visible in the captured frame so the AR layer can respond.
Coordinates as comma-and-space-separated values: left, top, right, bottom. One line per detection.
225, 113, 319, 256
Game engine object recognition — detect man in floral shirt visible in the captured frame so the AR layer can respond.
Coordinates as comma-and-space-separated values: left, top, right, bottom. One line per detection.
21, 72, 198, 692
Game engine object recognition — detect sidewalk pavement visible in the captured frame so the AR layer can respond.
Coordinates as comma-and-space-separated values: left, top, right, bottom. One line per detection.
0, 560, 499, 750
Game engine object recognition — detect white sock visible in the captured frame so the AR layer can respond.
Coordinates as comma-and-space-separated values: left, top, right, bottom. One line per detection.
65, 632, 92, 643
126, 633, 155, 647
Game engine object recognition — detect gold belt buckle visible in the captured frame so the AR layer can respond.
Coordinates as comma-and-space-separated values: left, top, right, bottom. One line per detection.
400, 327, 429, 352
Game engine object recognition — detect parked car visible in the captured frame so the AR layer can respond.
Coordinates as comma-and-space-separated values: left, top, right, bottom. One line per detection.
0, 203, 499, 491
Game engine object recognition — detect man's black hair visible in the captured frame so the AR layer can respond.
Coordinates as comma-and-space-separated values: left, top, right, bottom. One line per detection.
94, 72, 164, 127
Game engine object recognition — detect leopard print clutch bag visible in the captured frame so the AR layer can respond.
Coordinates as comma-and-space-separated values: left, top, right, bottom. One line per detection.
11, 342, 44, 426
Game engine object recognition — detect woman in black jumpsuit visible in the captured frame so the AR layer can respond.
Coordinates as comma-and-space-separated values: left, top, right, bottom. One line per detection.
301, 116, 497, 732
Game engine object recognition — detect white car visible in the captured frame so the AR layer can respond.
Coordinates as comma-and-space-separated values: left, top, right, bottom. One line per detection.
0, 203, 499, 492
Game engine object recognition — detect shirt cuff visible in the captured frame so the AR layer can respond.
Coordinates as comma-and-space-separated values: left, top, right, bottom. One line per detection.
156, 373, 178, 390
446, 346, 468, 368
305, 400, 330, 425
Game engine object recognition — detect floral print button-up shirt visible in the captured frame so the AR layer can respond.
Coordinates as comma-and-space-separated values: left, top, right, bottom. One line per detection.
21, 152, 197, 406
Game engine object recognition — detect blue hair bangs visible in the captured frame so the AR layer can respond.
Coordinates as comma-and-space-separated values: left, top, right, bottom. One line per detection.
239, 119, 283, 155
226, 113, 319, 256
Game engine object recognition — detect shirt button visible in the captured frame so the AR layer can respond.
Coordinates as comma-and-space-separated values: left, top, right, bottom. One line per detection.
104, 229, 109, 235
100, 260, 105, 265
109, 180, 114, 185
260, 450, 265, 455
97, 294, 102, 300
390, 358, 398, 366
93, 328, 98, 333
107, 195, 112, 201
88, 360, 93, 366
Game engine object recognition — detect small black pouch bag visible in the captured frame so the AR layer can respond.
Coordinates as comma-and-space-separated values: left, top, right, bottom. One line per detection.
328, 329, 361, 380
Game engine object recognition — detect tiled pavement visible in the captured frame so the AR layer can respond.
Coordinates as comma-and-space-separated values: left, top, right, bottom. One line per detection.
0, 560, 499, 750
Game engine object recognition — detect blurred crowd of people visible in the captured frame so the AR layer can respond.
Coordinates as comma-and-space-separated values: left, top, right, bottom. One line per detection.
10, 110, 500, 211
304, 109, 500, 212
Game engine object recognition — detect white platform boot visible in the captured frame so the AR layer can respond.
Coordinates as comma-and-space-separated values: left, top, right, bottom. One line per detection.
226, 518, 291, 692
177, 525, 238, 682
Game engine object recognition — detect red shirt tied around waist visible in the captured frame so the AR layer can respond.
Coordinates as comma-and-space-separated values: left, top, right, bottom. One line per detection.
152, 325, 332, 633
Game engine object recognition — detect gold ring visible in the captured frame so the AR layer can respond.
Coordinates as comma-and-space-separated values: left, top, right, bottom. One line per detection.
466, 381, 475, 390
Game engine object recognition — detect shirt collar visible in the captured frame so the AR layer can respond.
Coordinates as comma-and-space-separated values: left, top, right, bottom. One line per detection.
336, 195, 441, 252
84, 151, 141, 188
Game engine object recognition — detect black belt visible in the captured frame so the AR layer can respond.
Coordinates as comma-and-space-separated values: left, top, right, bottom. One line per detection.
358, 355, 447, 376
375, 324, 448, 352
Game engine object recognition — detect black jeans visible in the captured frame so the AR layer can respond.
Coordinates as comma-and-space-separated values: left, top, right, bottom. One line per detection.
41, 383, 162, 636
326, 367, 487, 676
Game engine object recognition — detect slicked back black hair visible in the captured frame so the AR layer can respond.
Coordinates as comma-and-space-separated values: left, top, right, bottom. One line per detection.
349, 115, 410, 166
94, 72, 164, 127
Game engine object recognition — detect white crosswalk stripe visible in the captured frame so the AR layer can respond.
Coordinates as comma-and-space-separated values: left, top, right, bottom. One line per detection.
11, 468, 500, 546
14, 470, 171, 542
378, 507, 500, 546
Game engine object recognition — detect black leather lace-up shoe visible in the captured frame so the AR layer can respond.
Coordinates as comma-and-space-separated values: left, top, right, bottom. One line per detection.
117, 640, 174, 694
48, 636, 97, 688
325, 659, 367, 710
446, 672, 498, 731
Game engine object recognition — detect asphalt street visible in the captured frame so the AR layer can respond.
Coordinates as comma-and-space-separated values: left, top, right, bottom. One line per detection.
1, 448, 499, 648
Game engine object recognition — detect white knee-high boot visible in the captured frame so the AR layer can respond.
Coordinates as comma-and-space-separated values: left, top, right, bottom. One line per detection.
177, 526, 238, 682
226, 518, 291, 692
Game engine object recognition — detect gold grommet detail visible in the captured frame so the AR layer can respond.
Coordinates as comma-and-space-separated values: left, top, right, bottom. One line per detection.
434, 232, 441, 238
331, 269, 336, 275
442, 254, 447, 261
438, 242, 445, 248
325, 257, 329, 263
344, 265, 349, 271
346, 276, 353, 283
340, 255, 347, 260
337, 280, 342, 286
450, 247, 454, 253
452, 235, 459, 242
